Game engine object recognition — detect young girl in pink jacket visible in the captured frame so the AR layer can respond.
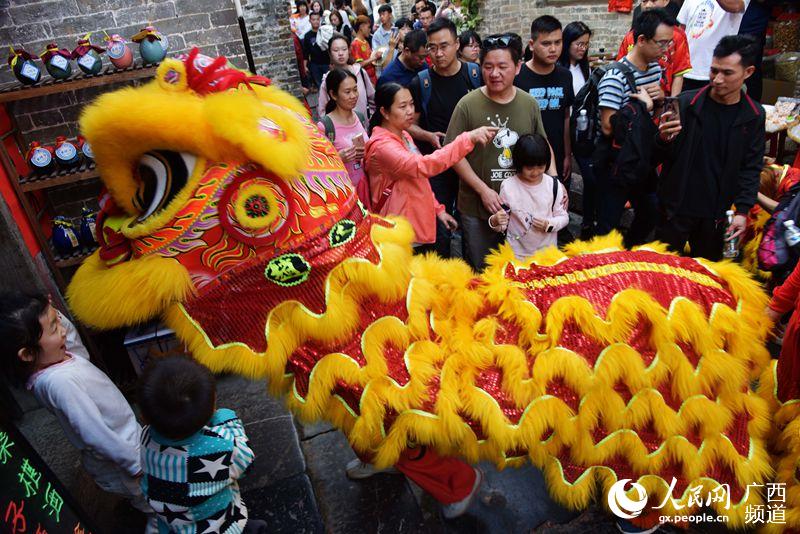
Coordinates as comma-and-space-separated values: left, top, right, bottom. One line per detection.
364, 82, 497, 252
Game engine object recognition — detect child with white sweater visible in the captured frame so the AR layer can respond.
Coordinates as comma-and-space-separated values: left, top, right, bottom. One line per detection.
0, 292, 154, 525
488, 133, 569, 260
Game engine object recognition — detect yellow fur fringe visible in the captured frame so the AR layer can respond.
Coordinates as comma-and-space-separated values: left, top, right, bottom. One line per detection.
157, 228, 772, 527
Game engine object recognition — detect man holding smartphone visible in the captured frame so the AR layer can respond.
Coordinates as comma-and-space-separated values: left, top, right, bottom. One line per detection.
594, 9, 672, 245
408, 18, 483, 257
654, 35, 764, 260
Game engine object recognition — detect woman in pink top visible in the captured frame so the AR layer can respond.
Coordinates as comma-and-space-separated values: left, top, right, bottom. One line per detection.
364, 82, 497, 250
317, 68, 370, 206
318, 34, 375, 122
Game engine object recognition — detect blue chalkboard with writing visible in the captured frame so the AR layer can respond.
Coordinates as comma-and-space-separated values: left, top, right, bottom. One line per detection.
0, 420, 95, 534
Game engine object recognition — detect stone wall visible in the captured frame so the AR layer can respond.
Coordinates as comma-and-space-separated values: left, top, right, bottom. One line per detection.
479, 0, 632, 56
0, 0, 300, 144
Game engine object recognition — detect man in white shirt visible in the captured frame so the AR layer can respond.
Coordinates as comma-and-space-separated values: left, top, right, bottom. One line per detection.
678, 0, 748, 91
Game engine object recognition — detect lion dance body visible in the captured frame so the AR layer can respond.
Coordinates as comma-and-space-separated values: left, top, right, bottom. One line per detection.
66, 51, 794, 529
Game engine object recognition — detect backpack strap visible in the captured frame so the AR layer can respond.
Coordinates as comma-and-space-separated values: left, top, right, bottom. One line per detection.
354, 110, 366, 127
550, 175, 559, 212
321, 114, 336, 143
418, 69, 432, 116
608, 60, 638, 97
465, 62, 481, 89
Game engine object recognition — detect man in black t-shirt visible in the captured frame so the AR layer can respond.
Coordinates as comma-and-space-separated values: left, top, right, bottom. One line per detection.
408, 17, 481, 258
513, 16, 574, 183
654, 35, 764, 261
303, 12, 329, 89
407, 17, 482, 258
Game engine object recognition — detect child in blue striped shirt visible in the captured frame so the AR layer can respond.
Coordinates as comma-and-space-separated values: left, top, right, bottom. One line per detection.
138, 355, 266, 534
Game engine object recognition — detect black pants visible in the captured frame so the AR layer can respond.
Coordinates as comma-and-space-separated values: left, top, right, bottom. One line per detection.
243, 519, 268, 534
576, 155, 598, 231
595, 164, 657, 248
308, 62, 329, 89
430, 174, 459, 258
655, 214, 725, 261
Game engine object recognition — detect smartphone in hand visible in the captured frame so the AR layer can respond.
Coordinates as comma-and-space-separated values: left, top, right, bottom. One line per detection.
660, 96, 680, 125
351, 133, 365, 149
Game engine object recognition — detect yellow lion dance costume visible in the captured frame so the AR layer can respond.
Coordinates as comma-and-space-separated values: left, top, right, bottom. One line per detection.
67, 51, 779, 528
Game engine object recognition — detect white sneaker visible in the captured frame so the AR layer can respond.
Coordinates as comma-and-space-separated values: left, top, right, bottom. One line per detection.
441, 467, 483, 519
345, 458, 399, 479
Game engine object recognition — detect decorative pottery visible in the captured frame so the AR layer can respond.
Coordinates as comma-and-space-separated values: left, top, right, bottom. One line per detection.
54, 136, 80, 168
7, 48, 41, 85
72, 34, 104, 75
132, 26, 167, 64
52, 216, 79, 255
79, 207, 98, 247
40, 44, 72, 79
105, 34, 133, 69
76, 135, 94, 162
26, 141, 55, 175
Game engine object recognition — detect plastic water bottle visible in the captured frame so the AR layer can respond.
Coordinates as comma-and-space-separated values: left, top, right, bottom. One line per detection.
784, 220, 800, 248
576, 109, 589, 132
723, 210, 739, 259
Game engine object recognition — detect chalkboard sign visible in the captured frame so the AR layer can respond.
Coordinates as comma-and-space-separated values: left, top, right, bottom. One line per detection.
0, 420, 95, 534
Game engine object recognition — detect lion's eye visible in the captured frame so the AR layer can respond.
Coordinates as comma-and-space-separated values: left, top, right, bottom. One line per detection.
132, 150, 196, 221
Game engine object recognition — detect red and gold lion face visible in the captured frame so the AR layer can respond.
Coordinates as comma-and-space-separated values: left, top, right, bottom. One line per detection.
68, 50, 391, 362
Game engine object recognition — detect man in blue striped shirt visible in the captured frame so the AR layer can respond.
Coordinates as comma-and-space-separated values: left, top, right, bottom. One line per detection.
595, 9, 675, 245
138, 355, 265, 534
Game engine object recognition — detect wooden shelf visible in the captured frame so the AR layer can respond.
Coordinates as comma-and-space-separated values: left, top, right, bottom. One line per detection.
19, 161, 99, 192
54, 245, 97, 268
0, 62, 159, 104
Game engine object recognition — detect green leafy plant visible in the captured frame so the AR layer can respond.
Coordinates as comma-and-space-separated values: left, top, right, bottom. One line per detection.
455, 0, 481, 31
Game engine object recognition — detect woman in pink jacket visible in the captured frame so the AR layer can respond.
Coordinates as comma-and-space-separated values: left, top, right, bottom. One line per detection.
364, 82, 497, 252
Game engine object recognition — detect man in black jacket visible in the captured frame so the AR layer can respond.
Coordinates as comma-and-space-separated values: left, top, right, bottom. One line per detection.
655, 34, 764, 261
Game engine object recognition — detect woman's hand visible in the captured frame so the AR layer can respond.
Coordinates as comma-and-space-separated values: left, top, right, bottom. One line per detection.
437, 211, 458, 231
469, 126, 499, 146
488, 209, 508, 233
339, 145, 357, 163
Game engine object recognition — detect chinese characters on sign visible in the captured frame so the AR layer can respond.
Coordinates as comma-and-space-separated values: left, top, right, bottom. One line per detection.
1, 422, 93, 534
